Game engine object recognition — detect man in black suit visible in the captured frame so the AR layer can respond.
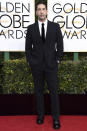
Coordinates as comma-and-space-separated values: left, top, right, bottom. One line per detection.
25, 1, 63, 129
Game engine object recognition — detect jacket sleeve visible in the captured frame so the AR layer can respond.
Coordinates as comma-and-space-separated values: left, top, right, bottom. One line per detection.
55, 23, 64, 62
25, 26, 32, 64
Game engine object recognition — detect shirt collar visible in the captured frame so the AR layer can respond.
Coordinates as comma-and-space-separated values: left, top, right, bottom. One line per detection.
38, 19, 48, 26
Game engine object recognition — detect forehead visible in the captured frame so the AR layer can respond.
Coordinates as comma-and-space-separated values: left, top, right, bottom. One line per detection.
37, 4, 46, 9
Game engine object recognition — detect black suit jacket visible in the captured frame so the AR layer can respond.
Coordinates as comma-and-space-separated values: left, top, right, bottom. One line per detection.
25, 20, 63, 70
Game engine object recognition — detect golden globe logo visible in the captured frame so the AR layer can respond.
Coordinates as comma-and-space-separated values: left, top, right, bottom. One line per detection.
0, 2, 30, 39
52, 3, 87, 39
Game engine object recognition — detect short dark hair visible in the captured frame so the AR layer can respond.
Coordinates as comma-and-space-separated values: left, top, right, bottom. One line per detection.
36, 1, 47, 10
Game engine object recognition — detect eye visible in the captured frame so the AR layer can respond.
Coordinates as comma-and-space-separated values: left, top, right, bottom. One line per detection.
37, 8, 41, 11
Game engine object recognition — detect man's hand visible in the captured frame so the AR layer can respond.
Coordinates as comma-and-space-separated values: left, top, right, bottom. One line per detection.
56, 60, 60, 64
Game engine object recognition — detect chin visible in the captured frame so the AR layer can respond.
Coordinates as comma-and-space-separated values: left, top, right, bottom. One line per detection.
40, 17, 46, 20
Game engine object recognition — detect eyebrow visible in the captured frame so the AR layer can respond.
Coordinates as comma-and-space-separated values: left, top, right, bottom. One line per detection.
37, 7, 46, 10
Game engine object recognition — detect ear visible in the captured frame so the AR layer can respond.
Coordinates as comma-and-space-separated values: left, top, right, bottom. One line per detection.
36, 10, 38, 16
46, 10, 48, 15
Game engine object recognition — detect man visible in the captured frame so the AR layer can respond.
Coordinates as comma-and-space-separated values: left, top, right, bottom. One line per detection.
25, 1, 63, 129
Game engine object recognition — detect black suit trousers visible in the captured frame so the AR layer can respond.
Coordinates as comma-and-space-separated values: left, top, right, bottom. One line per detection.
31, 66, 60, 120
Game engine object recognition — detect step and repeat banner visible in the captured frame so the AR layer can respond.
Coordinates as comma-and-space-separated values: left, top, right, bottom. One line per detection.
0, 0, 87, 51
48, 0, 87, 52
0, 0, 35, 51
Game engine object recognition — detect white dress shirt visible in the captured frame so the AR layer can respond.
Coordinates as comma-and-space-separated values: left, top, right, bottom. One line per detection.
38, 19, 48, 38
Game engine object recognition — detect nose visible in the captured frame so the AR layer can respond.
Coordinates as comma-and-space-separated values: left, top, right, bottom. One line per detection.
40, 9, 44, 14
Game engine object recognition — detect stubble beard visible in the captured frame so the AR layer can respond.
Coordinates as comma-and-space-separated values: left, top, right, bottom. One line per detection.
38, 15, 47, 22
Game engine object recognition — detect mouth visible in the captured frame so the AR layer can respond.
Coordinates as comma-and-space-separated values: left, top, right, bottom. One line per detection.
40, 15, 44, 17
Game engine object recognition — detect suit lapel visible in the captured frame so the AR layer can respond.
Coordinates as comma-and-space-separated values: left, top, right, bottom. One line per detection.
35, 21, 42, 42
45, 20, 50, 43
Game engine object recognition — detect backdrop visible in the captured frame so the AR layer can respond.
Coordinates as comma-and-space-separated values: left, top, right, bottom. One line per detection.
48, 0, 87, 52
0, 0, 35, 51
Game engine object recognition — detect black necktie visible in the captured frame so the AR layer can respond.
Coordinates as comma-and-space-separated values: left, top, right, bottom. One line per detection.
41, 23, 45, 42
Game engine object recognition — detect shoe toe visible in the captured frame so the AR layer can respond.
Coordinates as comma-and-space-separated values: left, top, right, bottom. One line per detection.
53, 120, 61, 129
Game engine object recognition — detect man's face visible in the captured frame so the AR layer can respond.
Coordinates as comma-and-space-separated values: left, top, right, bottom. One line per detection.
36, 4, 48, 21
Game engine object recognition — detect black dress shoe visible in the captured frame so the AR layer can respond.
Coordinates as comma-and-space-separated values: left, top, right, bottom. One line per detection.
37, 116, 44, 124
53, 119, 61, 129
